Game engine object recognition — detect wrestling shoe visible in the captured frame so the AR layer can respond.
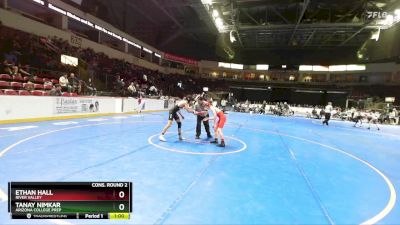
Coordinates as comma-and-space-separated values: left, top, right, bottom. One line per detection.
179, 136, 186, 141
195, 136, 200, 139
210, 139, 218, 144
217, 143, 225, 147
159, 135, 166, 142
207, 135, 213, 138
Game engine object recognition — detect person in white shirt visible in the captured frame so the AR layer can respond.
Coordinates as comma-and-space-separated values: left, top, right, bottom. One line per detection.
322, 102, 333, 126
389, 108, 398, 124
221, 99, 227, 110
350, 107, 356, 119
137, 95, 145, 113
393, 108, 399, 125
149, 85, 158, 95
264, 104, 270, 115
353, 109, 363, 127
59, 74, 71, 92
127, 82, 137, 97
367, 110, 380, 130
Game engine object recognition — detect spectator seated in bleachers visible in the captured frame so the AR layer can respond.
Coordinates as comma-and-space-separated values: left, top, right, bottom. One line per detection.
85, 78, 97, 96
127, 82, 137, 97
114, 75, 125, 96
1, 24, 230, 97
59, 74, 72, 93
1, 60, 13, 75
48, 84, 62, 96
18, 64, 31, 77
148, 84, 158, 96
68, 73, 81, 93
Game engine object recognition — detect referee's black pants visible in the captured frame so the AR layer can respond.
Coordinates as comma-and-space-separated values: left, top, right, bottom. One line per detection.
323, 113, 331, 125
196, 115, 211, 137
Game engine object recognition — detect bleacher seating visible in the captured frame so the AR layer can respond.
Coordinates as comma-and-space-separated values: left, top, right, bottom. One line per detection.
31, 90, 44, 96
1, 22, 400, 105
0, 73, 59, 96
22, 83, 33, 89
10, 82, 23, 89
12, 75, 23, 82
0, 24, 234, 98
0, 74, 11, 80
18, 90, 30, 95
33, 84, 44, 89
0, 81, 10, 88
36, 78, 44, 83
3, 90, 17, 95
0, 73, 77, 96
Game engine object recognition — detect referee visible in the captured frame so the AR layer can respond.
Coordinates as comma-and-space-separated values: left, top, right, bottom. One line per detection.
322, 102, 333, 126
195, 97, 212, 139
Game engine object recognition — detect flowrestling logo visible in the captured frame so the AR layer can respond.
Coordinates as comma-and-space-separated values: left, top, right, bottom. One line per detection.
366, 11, 388, 19
365, 10, 400, 28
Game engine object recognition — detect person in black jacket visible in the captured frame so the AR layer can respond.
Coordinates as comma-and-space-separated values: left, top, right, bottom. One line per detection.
194, 96, 212, 139
86, 78, 97, 96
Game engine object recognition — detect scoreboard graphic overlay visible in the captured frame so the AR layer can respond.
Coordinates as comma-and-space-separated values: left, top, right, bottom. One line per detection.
8, 182, 132, 220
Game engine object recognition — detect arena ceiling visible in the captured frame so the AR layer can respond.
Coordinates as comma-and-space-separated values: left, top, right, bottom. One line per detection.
207, 0, 397, 48
73, 0, 399, 63
77, 0, 218, 60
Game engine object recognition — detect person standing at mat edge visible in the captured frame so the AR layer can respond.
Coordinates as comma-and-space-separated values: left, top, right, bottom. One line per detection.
322, 102, 333, 126
203, 103, 227, 147
137, 95, 145, 113
194, 96, 212, 139
159, 99, 194, 142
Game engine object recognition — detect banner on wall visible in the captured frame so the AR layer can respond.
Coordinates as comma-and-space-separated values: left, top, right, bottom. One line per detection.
163, 53, 198, 66
54, 97, 100, 114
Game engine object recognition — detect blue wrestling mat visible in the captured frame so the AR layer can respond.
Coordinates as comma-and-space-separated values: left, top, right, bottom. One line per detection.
0, 112, 399, 224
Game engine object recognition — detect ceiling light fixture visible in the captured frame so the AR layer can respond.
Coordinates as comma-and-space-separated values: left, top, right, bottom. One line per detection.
212, 9, 219, 18
229, 31, 236, 43
371, 27, 380, 41
201, 0, 212, 5
215, 17, 224, 30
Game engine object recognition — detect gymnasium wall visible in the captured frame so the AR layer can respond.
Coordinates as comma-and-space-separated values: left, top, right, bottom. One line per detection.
0, 96, 171, 123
